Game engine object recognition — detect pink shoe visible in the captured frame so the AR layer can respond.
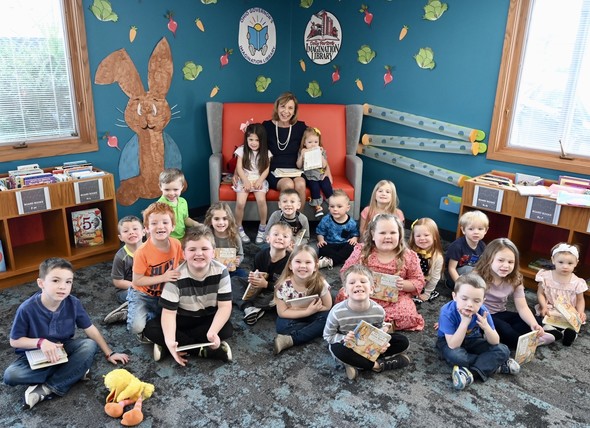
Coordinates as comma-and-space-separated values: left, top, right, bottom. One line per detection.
537, 332, 555, 346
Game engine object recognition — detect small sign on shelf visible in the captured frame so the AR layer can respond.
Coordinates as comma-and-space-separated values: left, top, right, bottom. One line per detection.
473, 185, 504, 212
74, 179, 104, 204
525, 196, 561, 225
15, 187, 51, 215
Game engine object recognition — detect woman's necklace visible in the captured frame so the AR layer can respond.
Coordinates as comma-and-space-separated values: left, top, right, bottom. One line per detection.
275, 122, 292, 151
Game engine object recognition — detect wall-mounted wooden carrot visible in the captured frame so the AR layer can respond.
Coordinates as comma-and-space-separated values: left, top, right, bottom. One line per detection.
129, 26, 137, 43
399, 25, 409, 41
299, 59, 306, 72
355, 78, 364, 91
210, 86, 219, 98
195, 18, 205, 32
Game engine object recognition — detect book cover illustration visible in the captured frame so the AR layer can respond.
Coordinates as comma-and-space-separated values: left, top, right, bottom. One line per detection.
547, 295, 582, 333
272, 168, 303, 178
26, 347, 68, 370
215, 248, 237, 272
303, 148, 323, 171
286, 294, 319, 308
372, 273, 400, 302
71, 208, 104, 247
242, 271, 268, 300
345, 319, 391, 362
514, 330, 538, 365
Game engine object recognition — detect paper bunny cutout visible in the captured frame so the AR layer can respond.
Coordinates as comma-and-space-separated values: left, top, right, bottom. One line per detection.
95, 37, 182, 206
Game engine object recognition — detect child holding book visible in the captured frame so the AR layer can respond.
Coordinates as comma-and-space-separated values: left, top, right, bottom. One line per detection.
296, 126, 333, 217
143, 226, 233, 365
336, 214, 425, 330
233, 123, 272, 244
474, 238, 553, 348
445, 210, 489, 290
104, 215, 145, 324
129, 203, 183, 338
3, 258, 129, 409
265, 188, 310, 247
437, 273, 518, 390
273, 245, 332, 354
358, 180, 405, 236
315, 190, 360, 269
535, 243, 587, 346
408, 218, 444, 303
324, 265, 411, 380
158, 168, 201, 240
204, 202, 246, 278
232, 222, 293, 325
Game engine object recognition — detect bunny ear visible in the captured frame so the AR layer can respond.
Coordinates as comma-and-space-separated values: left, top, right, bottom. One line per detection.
147, 38, 173, 97
95, 49, 145, 98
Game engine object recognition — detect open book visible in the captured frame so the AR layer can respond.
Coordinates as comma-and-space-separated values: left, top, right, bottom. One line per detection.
543, 296, 582, 333
26, 348, 68, 370
286, 294, 319, 308
514, 330, 538, 365
272, 168, 303, 178
372, 273, 400, 302
303, 148, 323, 171
177, 342, 214, 352
294, 229, 306, 246
345, 320, 391, 362
215, 248, 237, 272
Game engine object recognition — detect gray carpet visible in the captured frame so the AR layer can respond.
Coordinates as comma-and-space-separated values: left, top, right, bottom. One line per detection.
1, 224, 589, 427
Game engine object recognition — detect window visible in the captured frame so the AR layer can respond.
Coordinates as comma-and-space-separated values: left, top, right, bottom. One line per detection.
488, 0, 590, 175
0, 0, 97, 162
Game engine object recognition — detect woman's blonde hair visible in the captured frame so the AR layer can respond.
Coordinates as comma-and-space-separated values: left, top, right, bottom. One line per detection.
272, 92, 299, 125
276, 245, 325, 296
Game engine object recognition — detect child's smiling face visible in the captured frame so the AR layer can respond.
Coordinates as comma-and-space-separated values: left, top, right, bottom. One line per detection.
147, 213, 174, 242
160, 178, 183, 204
278, 194, 301, 218
183, 237, 215, 274
290, 250, 317, 281
412, 224, 433, 251
210, 209, 229, 235
344, 272, 373, 302
372, 218, 399, 252
118, 220, 144, 245
490, 247, 516, 279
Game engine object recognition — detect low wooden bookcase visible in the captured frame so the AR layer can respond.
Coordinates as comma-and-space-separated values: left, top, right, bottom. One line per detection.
0, 170, 119, 288
459, 171, 590, 303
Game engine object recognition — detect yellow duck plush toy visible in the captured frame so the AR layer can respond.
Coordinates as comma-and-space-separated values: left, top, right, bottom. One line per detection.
104, 369, 155, 426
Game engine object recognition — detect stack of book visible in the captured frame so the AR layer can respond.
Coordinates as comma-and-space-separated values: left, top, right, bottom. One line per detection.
2, 161, 104, 190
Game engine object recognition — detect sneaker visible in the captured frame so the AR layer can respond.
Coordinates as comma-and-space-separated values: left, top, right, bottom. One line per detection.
82, 369, 91, 381
153, 344, 163, 362
344, 364, 358, 380
255, 226, 266, 244
238, 226, 250, 244
273, 334, 294, 355
537, 332, 555, 346
243, 306, 265, 325
201, 341, 233, 362
103, 301, 129, 324
412, 296, 424, 304
497, 358, 520, 375
427, 290, 440, 302
315, 206, 324, 217
375, 354, 411, 372
563, 328, 577, 346
136, 333, 152, 344
452, 366, 474, 390
24, 384, 53, 409
318, 257, 333, 270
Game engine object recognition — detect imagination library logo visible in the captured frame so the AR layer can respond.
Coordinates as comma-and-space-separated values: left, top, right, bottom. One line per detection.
238, 8, 276, 65
304, 10, 342, 65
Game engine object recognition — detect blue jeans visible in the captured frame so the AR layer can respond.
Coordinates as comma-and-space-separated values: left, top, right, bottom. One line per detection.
436, 336, 509, 381
276, 311, 329, 346
116, 288, 128, 304
305, 176, 333, 205
127, 288, 161, 334
3, 338, 98, 396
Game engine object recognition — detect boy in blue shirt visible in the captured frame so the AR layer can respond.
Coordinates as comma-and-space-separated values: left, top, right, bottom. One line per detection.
436, 272, 518, 390
3, 258, 128, 409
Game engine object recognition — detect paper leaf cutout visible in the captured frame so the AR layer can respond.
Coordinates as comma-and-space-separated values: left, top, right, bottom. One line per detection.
423, 0, 448, 21
300, 0, 314, 8
414, 47, 435, 69
357, 45, 376, 64
89, 0, 118, 22
255, 75, 272, 92
201, 0, 217, 4
306, 81, 322, 98
182, 62, 203, 80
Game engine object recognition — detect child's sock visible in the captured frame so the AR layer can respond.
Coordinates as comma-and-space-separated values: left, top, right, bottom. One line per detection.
258, 224, 266, 232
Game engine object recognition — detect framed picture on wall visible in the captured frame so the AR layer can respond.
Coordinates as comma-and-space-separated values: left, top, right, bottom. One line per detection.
472, 185, 504, 212
525, 197, 561, 225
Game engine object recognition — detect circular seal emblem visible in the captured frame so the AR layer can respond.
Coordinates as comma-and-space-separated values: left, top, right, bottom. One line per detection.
238, 8, 276, 65
304, 10, 342, 65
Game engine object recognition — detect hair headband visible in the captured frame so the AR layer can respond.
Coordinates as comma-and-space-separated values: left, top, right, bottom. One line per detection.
552, 243, 579, 259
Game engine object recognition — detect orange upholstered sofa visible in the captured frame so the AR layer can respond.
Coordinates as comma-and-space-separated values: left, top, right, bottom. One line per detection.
206, 102, 363, 220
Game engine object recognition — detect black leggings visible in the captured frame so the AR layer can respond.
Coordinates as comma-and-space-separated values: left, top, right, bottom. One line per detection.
491, 310, 538, 349
143, 313, 233, 347
329, 332, 410, 370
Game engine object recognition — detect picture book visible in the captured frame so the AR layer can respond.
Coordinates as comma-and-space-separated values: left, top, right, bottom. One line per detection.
177, 342, 215, 352
272, 168, 303, 178
26, 348, 68, 370
71, 208, 104, 247
345, 320, 392, 362
286, 294, 319, 308
214, 248, 237, 272
527, 258, 554, 271
548, 296, 582, 333
303, 148, 323, 171
294, 229, 306, 246
372, 273, 400, 302
242, 271, 268, 301
514, 330, 538, 365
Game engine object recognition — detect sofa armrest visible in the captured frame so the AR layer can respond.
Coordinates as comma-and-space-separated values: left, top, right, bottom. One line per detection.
345, 104, 363, 155
206, 102, 223, 154
345, 154, 363, 220
209, 153, 222, 204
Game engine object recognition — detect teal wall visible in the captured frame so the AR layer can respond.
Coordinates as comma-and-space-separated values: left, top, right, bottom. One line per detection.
1, 0, 587, 232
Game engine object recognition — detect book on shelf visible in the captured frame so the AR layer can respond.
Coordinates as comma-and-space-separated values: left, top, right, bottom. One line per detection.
0, 240, 6, 272
214, 248, 237, 272
345, 319, 392, 362
372, 273, 400, 302
176, 342, 215, 352
527, 258, 554, 271
514, 173, 543, 186
514, 185, 551, 197
556, 191, 590, 208
303, 148, 323, 171
514, 330, 538, 365
26, 347, 68, 370
543, 296, 582, 333
558, 175, 590, 190
472, 173, 514, 187
272, 168, 303, 178
71, 208, 104, 247
286, 294, 319, 308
